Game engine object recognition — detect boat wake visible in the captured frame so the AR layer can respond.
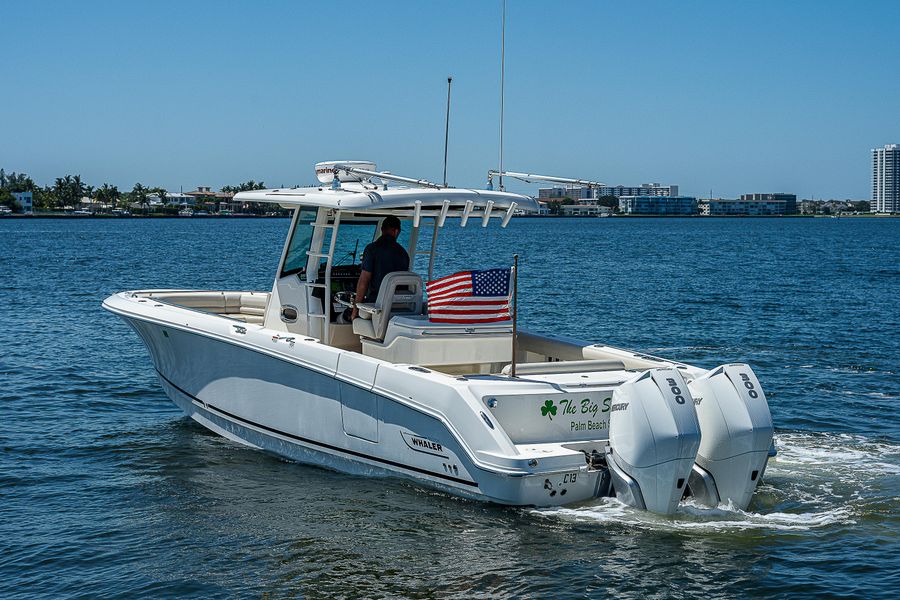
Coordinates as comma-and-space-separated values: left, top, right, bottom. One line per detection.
532, 431, 900, 532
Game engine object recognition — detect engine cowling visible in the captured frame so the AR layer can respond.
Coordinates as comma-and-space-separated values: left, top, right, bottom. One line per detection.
687, 364, 774, 510
607, 368, 701, 515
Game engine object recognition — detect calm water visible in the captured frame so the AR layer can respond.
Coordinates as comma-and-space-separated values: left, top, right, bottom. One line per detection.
1, 216, 898, 599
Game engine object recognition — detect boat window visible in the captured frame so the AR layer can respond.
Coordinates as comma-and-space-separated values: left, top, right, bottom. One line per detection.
332, 220, 380, 266
281, 209, 317, 277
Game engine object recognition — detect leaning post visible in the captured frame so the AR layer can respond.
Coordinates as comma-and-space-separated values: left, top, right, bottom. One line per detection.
511, 254, 518, 378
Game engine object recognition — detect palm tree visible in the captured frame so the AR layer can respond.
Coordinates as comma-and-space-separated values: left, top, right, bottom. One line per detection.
84, 184, 95, 212
54, 176, 73, 209
96, 183, 120, 210
131, 183, 148, 213
72, 175, 86, 207
152, 187, 168, 211
0, 170, 36, 193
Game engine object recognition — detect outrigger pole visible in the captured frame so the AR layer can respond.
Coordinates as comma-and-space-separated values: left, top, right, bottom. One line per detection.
487, 170, 606, 189
332, 164, 445, 189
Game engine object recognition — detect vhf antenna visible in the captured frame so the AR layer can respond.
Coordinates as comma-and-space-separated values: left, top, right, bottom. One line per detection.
443, 76, 452, 187
498, 0, 507, 191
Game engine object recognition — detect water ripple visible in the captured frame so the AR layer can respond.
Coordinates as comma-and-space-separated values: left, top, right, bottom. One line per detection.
1, 217, 898, 599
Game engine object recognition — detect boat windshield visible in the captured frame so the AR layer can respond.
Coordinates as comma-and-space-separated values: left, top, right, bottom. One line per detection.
281, 209, 317, 277
332, 220, 381, 266
282, 211, 420, 279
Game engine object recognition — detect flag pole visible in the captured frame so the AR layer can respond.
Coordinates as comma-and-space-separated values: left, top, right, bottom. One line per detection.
511, 254, 518, 378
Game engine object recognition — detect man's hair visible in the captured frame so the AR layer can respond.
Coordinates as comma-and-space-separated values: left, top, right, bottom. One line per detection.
381, 215, 402, 231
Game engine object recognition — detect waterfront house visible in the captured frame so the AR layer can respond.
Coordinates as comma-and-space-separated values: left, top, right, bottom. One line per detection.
12, 191, 33, 214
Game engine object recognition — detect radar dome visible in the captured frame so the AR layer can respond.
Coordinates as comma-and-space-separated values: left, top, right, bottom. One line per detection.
315, 161, 377, 184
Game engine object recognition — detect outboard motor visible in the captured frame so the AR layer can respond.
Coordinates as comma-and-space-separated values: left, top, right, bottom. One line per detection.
607, 368, 701, 515
686, 364, 774, 510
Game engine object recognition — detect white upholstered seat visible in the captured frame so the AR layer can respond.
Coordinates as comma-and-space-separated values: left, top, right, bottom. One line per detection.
352, 271, 424, 341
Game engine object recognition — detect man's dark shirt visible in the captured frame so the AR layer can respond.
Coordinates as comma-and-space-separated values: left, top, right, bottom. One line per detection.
360, 234, 410, 302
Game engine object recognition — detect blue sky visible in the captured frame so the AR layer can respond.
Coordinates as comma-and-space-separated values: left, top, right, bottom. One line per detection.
3, 0, 898, 198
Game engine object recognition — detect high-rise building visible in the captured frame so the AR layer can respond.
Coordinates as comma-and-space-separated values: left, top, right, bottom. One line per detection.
872, 144, 900, 213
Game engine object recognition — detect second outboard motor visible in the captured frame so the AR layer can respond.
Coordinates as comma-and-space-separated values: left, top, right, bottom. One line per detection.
686, 364, 774, 510
607, 368, 701, 515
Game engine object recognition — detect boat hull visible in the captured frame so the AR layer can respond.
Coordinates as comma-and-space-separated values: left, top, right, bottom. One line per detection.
113, 308, 604, 507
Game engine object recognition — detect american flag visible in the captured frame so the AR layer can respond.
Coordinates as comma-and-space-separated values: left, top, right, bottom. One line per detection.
426, 268, 512, 323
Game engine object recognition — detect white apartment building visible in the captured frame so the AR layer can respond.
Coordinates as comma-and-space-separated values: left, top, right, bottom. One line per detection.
148, 192, 196, 206
698, 198, 788, 216
872, 144, 899, 213
561, 204, 612, 216
538, 183, 678, 201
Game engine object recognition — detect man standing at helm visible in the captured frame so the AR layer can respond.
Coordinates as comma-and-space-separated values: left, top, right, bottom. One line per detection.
351, 215, 409, 319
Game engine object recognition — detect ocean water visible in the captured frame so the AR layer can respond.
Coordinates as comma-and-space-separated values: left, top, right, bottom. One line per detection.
1, 216, 898, 599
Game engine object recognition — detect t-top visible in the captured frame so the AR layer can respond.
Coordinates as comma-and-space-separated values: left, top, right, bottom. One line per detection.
360, 235, 410, 302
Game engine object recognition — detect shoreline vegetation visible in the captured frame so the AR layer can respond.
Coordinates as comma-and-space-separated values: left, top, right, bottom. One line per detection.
0, 168, 290, 217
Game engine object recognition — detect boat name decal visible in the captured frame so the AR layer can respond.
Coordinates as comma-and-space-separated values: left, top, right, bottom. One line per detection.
543, 397, 612, 421
401, 431, 449, 458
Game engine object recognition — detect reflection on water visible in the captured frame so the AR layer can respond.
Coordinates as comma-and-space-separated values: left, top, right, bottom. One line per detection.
1, 217, 898, 598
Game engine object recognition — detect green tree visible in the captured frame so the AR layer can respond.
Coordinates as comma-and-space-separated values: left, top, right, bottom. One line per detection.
0, 189, 20, 211
130, 183, 149, 213
84, 184, 95, 211
96, 183, 120, 210
151, 187, 168, 210
52, 175, 86, 209
0, 170, 36, 193
597, 195, 619, 209
34, 186, 55, 211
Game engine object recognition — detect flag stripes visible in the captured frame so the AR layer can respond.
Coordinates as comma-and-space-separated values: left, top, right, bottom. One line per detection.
425, 268, 512, 324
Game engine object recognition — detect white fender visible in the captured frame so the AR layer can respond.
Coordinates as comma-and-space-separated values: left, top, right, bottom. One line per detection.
687, 364, 774, 510
608, 368, 701, 515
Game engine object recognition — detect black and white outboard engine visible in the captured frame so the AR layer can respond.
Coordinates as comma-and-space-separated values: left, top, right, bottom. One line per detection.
606, 368, 701, 515
686, 364, 774, 510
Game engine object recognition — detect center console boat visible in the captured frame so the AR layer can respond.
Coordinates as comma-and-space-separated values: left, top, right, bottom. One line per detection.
103, 161, 775, 514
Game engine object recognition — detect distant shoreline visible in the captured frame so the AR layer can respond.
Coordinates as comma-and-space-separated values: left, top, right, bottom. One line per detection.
515, 213, 899, 219
0, 213, 290, 219
1, 212, 896, 220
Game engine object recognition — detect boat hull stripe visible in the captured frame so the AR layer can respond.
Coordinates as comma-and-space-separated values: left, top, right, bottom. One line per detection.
155, 369, 479, 488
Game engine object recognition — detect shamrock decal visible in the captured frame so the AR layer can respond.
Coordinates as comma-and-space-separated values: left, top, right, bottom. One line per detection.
541, 399, 557, 420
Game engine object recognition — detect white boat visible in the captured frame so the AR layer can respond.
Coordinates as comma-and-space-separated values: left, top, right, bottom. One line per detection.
178, 208, 194, 217
103, 161, 775, 515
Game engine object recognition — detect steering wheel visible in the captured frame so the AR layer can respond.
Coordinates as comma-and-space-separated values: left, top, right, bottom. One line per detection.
334, 291, 356, 309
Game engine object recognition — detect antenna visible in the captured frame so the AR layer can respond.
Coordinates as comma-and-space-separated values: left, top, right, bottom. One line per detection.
498, 0, 506, 191
443, 76, 452, 187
